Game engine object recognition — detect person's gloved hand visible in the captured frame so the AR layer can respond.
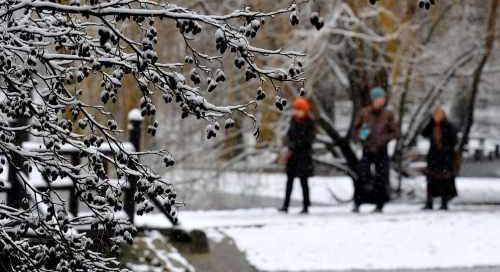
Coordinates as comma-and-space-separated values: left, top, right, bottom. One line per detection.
278, 147, 292, 164
359, 125, 370, 141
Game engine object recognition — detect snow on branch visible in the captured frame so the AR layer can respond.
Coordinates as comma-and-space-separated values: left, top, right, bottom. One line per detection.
0, 0, 305, 271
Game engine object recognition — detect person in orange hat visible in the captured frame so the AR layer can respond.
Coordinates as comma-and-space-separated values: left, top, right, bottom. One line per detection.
278, 97, 316, 214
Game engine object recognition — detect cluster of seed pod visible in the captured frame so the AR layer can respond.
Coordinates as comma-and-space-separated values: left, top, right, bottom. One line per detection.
176, 19, 202, 35
256, 87, 266, 100
369, 0, 436, 9
275, 96, 288, 111
206, 123, 220, 139
418, 0, 436, 9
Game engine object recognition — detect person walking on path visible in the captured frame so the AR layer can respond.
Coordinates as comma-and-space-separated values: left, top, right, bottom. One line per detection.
353, 87, 400, 213
421, 108, 459, 210
279, 97, 316, 214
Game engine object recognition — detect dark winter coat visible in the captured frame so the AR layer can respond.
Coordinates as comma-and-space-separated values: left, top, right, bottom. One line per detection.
285, 115, 316, 178
354, 106, 400, 152
421, 119, 458, 199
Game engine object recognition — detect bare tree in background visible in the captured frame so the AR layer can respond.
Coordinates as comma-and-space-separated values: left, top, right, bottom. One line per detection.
458, 0, 498, 154
284, 0, 499, 197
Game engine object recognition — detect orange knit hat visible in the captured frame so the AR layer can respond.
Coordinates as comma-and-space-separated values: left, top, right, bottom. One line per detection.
293, 97, 310, 112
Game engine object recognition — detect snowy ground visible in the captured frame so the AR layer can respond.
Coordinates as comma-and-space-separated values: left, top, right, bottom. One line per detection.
3, 163, 499, 271
137, 204, 500, 272
138, 172, 500, 272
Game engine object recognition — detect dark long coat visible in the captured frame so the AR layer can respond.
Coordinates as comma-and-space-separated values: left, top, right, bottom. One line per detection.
285, 116, 315, 178
421, 119, 458, 199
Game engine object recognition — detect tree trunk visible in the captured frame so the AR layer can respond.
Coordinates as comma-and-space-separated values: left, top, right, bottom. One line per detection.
459, 0, 498, 154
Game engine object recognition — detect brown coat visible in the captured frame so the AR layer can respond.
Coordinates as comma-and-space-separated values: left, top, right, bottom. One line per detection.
354, 106, 400, 152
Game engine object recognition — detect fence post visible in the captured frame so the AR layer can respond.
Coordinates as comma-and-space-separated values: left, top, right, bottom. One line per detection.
7, 118, 29, 209
124, 109, 143, 223
69, 153, 81, 217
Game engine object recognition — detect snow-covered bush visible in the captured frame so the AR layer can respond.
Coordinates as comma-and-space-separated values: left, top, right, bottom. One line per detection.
0, 1, 305, 271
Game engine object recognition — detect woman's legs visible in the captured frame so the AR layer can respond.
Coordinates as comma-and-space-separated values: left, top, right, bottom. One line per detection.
299, 176, 310, 213
354, 152, 372, 212
423, 178, 434, 210
374, 151, 390, 212
279, 174, 295, 212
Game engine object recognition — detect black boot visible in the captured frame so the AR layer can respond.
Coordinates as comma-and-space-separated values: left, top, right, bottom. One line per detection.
278, 206, 288, 213
373, 203, 384, 213
422, 205, 433, 211
422, 199, 433, 211
352, 204, 360, 213
440, 198, 449, 211
373, 208, 383, 213
299, 206, 309, 214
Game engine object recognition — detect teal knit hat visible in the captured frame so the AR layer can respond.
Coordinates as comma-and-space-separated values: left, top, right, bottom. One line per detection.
370, 87, 385, 100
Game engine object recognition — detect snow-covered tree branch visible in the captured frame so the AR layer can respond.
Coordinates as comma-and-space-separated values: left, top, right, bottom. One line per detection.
0, 0, 305, 271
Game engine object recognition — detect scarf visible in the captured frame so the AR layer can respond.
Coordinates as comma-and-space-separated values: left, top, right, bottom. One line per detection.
294, 114, 309, 124
433, 122, 443, 150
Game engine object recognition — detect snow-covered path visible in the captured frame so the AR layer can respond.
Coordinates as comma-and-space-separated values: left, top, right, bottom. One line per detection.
137, 204, 500, 271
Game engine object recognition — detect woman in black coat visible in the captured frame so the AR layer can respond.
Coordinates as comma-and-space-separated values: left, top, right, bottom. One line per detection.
421, 108, 458, 210
278, 98, 315, 214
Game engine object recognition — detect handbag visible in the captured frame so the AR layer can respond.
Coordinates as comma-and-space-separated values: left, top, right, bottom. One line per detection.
452, 151, 462, 176
278, 147, 291, 165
